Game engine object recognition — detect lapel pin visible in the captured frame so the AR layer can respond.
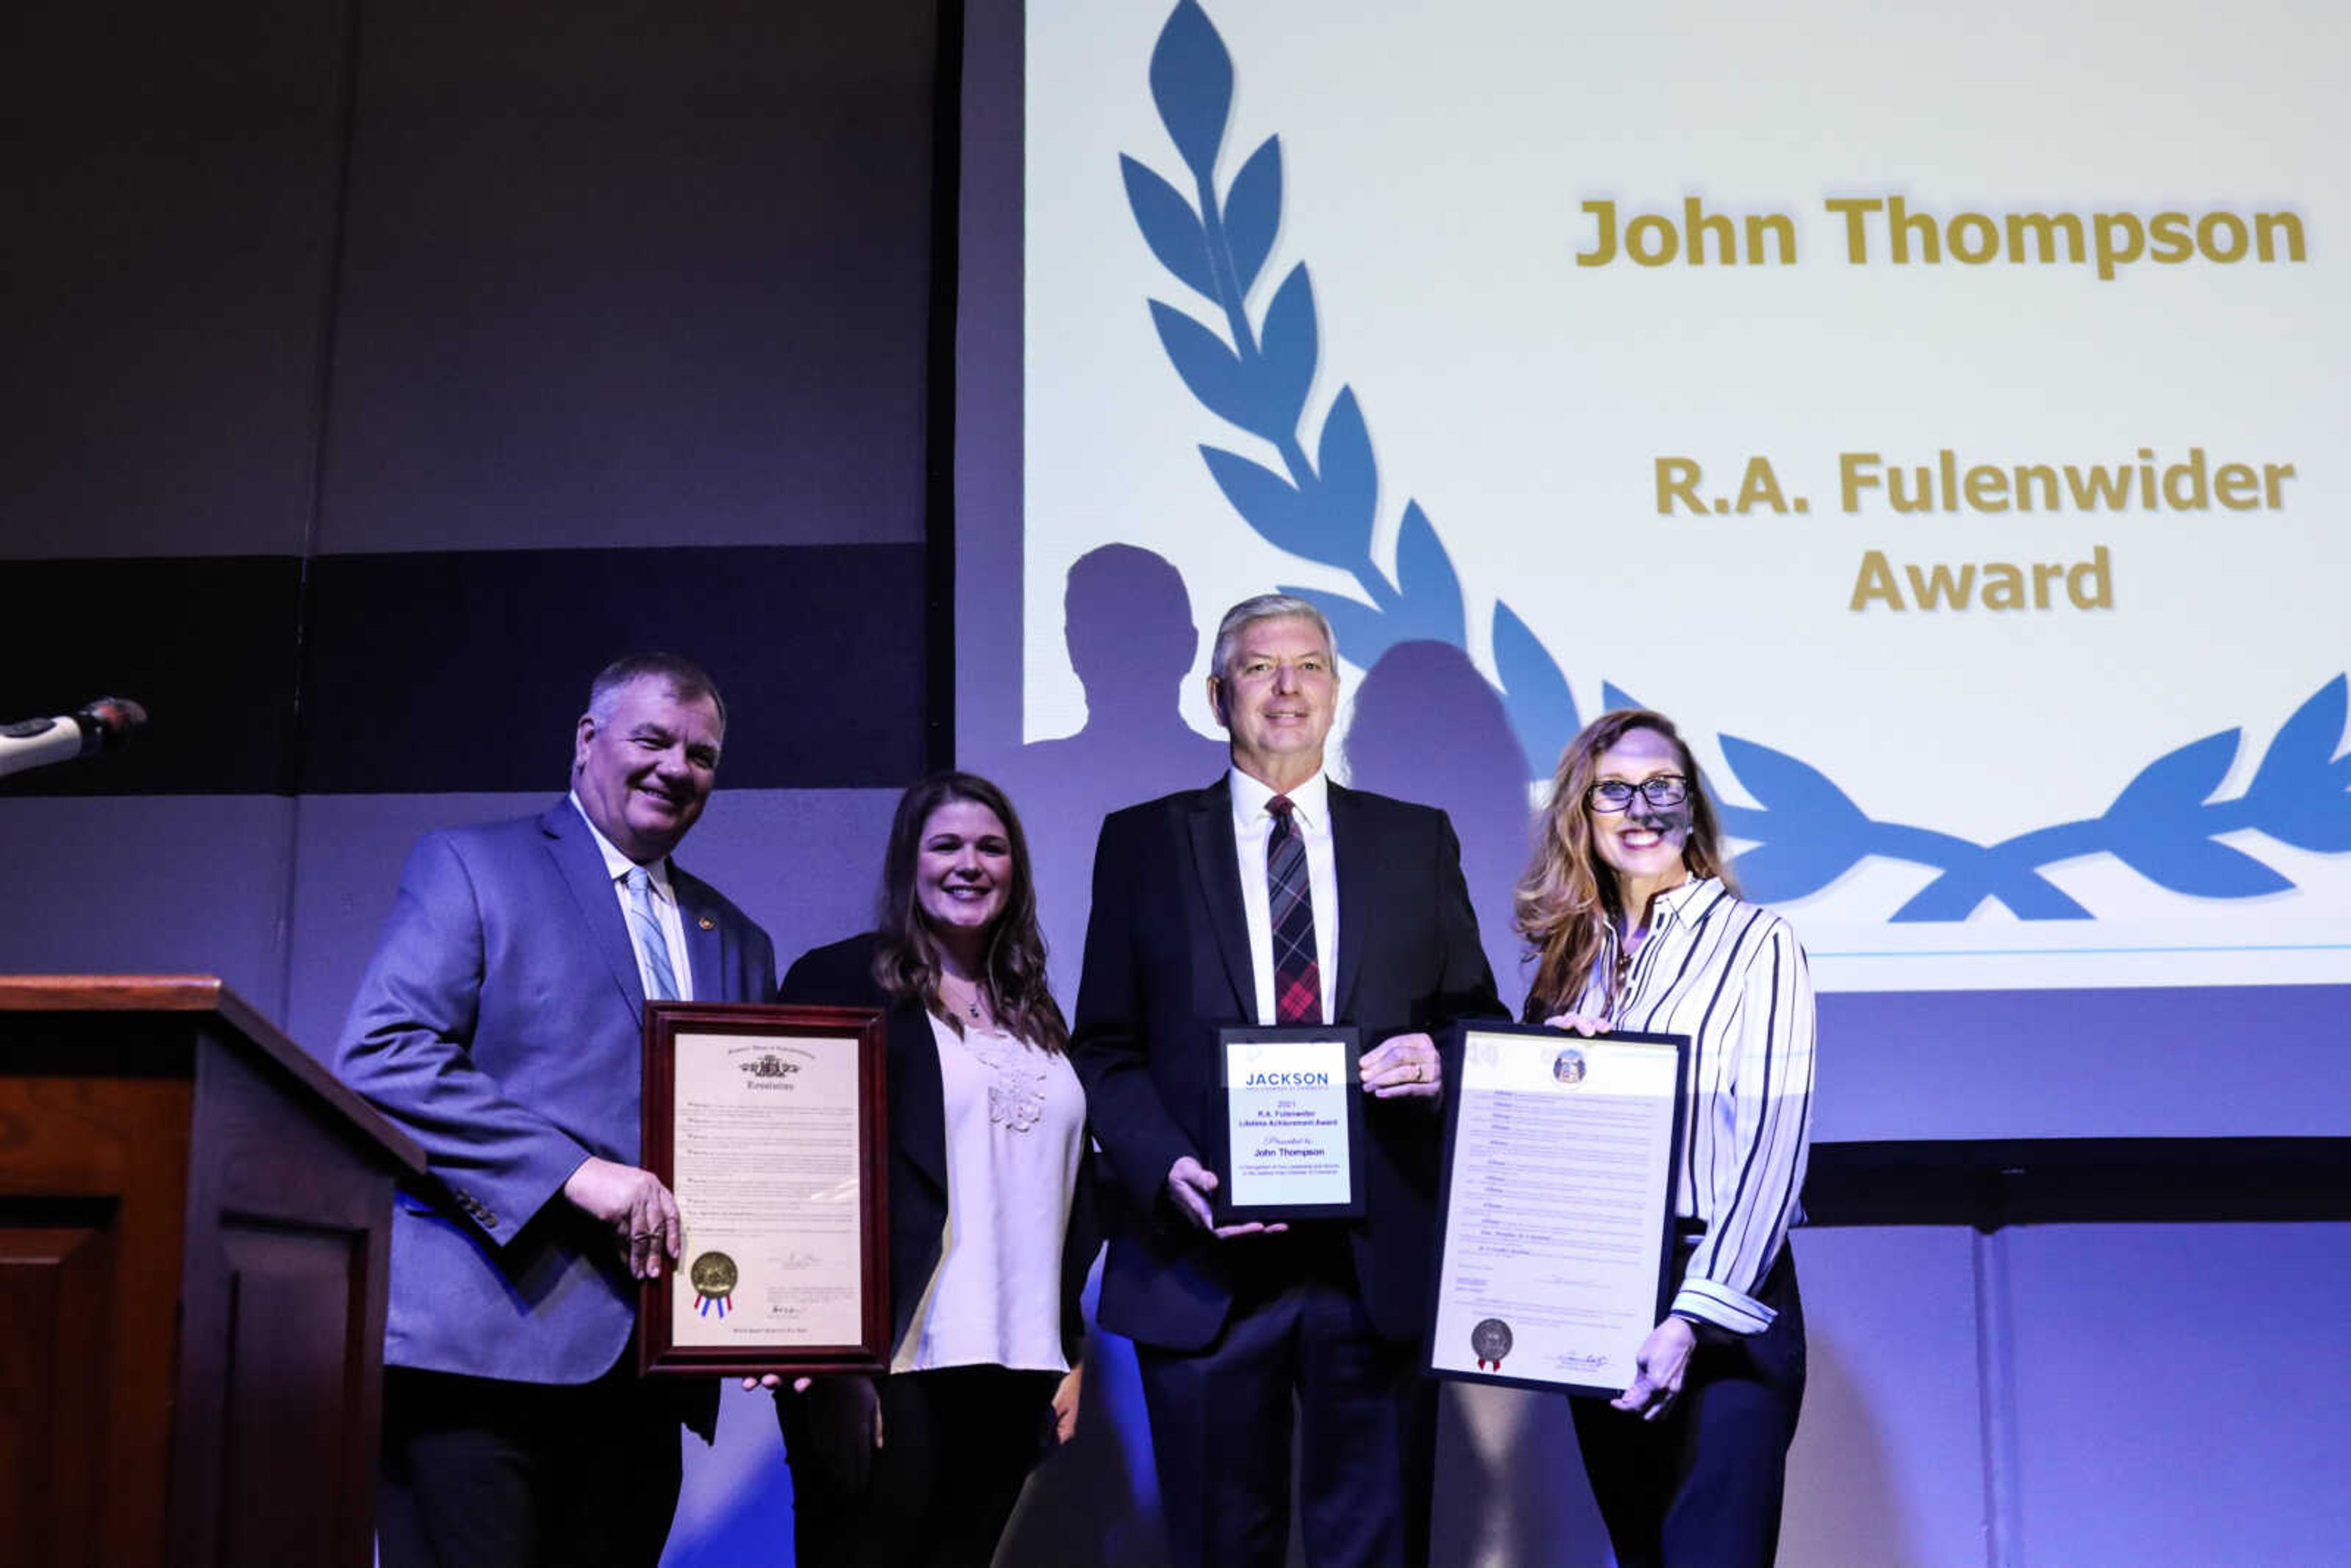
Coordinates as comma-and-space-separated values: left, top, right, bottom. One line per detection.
698, 916, 716, 931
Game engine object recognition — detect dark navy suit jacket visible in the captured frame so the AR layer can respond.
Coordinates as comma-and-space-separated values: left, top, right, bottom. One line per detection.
336, 801, 776, 1397
1070, 778, 1501, 1351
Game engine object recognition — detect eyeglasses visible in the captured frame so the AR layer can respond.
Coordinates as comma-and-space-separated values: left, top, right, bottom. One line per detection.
1587, 775, 1689, 812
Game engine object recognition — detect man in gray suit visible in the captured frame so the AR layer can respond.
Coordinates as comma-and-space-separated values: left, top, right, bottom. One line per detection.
337, 653, 776, 1568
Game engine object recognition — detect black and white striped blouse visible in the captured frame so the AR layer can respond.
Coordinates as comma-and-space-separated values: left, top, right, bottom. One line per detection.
1537, 876, 1817, 1335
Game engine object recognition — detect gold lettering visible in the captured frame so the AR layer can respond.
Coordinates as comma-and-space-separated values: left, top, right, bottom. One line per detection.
1734, 457, 1789, 513
2068, 547, 2113, 609
1981, 563, 2026, 609
2214, 464, 2259, 509
1824, 197, 1881, 261
2094, 212, 2145, 280
1839, 452, 1882, 512
1575, 200, 1619, 268
1963, 465, 2009, 511
1655, 457, 1704, 516
2256, 211, 2306, 263
1850, 549, 1903, 610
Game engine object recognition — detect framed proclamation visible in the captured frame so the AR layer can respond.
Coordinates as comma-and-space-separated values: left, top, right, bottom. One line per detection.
1210, 1025, 1366, 1224
639, 1002, 890, 1377
1426, 1022, 1689, 1397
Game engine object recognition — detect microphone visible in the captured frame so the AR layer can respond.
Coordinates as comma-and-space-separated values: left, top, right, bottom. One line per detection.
0, 697, 149, 781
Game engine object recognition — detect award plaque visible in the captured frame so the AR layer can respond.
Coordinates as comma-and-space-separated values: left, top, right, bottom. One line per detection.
1210, 1025, 1366, 1223
1427, 1022, 1689, 1396
639, 1002, 890, 1376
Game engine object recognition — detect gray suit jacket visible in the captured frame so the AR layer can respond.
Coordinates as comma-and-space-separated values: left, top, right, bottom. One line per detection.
336, 801, 776, 1389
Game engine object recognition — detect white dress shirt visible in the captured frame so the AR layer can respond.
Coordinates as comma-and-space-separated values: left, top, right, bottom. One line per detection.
1228, 766, 1340, 1026
571, 792, 694, 1002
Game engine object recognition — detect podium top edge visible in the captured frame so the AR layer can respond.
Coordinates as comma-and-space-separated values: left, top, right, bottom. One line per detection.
0, 973, 426, 1174
0, 973, 233, 1012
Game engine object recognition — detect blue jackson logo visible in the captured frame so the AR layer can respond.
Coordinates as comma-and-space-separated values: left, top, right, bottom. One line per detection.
1244, 1070, 1332, 1089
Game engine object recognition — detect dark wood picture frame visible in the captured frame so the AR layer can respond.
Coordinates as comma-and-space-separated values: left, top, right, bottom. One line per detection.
639, 1001, 890, 1377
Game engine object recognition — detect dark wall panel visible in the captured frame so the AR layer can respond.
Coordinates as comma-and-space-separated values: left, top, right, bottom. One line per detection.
298, 544, 927, 791
317, 0, 939, 553
0, 558, 304, 797
3, 0, 351, 559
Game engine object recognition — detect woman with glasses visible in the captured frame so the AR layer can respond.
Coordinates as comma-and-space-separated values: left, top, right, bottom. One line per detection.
1513, 709, 1816, 1568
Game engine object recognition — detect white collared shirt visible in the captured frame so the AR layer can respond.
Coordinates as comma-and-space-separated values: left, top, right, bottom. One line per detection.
571, 792, 695, 1002
1228, 765, 1340, 1026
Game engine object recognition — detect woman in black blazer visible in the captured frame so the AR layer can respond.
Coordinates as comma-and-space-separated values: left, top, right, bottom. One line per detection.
773, 771, 1100, 1568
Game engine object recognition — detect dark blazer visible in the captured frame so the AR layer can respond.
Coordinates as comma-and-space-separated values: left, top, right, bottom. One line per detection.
337, 801, 777, 1400
1070, 778, 1501, 1351
779, 932, 1100, 1366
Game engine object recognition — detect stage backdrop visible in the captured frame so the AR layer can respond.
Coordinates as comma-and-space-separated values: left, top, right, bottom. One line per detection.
956, 3, 2350, 1566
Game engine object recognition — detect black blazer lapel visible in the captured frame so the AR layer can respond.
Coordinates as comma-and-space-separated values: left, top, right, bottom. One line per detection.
891, 997, 950, 1197
1184, 780, 1258, 1021
542, 801, 647, 1019
1329, 783, 1369, 1024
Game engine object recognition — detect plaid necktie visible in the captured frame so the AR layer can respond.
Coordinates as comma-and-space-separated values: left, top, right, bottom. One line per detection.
624, 866, 681, 1002
1266, 795, 1322, 1026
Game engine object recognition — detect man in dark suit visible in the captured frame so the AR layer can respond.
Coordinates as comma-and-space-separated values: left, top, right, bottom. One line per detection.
1071, 595, 1501, 1568
336, 653, 776, 1568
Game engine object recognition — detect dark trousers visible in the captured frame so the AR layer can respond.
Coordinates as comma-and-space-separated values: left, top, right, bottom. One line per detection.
779, 1364, 1060, 1568
377, 1362, 689, 1568
1134, 1239, 1436, 1568
1570, 1244, 1807, 1568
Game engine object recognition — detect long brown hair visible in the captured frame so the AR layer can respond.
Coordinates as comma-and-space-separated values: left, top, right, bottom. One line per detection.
1514, 710, 1736, 1013
872, 771, 1068, 1052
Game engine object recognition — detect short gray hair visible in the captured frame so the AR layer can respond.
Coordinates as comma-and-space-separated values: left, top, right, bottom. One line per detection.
585, 653, 727, 734
1208, 594, 1338, 684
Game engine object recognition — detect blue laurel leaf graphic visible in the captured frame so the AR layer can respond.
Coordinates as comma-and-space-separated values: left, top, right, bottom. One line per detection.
1201, 446, 1325, 564
1892, 864, 2094, 923
1314, 386, 1379, 569
2101, 728, 2295, 896
1491, 600, 1580, 772
2246, 676, 2351, 851
1385, 502, 1466, 647
1123, 1, 2346, 923
1281, 587, 1400, 675
2117, 837, 2293, 898
1257, 264, 1320, 427
1715, 734, 1870, 900
1602, 683, 1643, 712
1120, 156, 1215, 298
2104, 730, 2238, 830
1148, 302, 1256, 432
1224, 135, 1283, 298
1150, 0, 1232, 184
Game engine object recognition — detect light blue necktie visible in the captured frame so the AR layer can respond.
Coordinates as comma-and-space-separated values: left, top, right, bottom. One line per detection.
623, 866, 681, 1002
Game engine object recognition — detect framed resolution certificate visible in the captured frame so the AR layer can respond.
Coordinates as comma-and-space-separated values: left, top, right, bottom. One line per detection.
1210, 1026, 1365, 1223
1427, 1023, 1689, 1397
638, 1002, 890, 1376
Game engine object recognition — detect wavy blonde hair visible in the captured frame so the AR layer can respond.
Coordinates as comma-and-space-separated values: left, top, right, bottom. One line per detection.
1514, 709, 1737, 1014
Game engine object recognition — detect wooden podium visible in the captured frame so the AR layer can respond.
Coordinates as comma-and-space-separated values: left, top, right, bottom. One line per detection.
0, 975, 424, 1568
